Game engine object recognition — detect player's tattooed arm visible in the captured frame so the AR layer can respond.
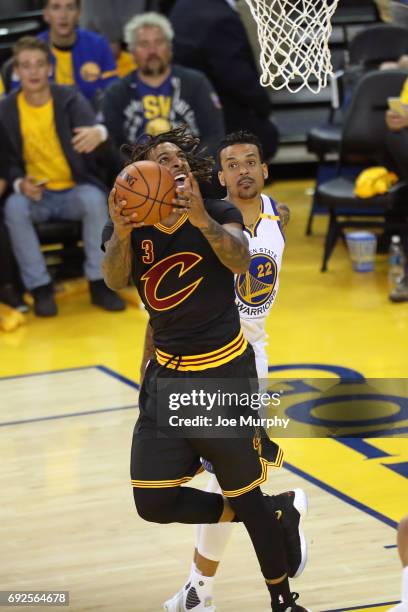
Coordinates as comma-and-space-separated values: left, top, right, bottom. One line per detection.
102, 187, 140, 290
277, 203, 290, 232
102, 232, 132, 290
200, 220, 250, 273
140, 322, 155, 384
174, 174, 250, 272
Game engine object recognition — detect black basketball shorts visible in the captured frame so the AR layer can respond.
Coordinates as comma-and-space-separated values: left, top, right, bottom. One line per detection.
130, 343, 283, 497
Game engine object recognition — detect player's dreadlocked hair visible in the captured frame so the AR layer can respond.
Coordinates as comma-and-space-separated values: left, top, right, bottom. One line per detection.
122, 125, 214, 182
216, 130, 265, 166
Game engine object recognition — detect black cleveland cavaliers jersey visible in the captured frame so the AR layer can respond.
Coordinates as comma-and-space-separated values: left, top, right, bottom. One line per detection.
102, 199, 244, 357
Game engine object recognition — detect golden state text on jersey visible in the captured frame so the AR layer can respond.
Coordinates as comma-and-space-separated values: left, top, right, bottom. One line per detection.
235, 195, 285, 319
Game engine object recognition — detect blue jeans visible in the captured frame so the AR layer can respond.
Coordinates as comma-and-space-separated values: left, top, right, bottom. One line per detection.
4, 184, 108, 290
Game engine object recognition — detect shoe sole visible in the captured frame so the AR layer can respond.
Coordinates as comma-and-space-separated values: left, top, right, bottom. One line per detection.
163, 596, 182, 612
163, 595, 216, 612
292, 488, 308, 578
389, 296, 408, 303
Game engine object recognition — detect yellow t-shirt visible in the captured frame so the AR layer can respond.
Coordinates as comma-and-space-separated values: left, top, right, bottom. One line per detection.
400, 78, 408, 105
17, 92, 75, 191
52, 46, 75, 86
0, 75, 4, 98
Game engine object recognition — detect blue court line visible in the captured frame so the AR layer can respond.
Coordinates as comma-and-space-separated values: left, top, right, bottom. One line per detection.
0, 364, 98, 381
336, 439, 392, 459
0, 364, 140, 390
0, 364, 140, 428
324, 601, 398, 612
97, 365, 139, 390
339, 426, 408, 438
284, 461, 398, 530
384, 544, 398, 549
0, 403, 138, 427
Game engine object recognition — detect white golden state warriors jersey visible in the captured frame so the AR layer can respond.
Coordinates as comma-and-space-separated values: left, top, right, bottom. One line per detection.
235, 193, 285, 378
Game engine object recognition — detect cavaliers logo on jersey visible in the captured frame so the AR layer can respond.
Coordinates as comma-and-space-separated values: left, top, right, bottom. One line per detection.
235, 253, 277, 307
141, 252, 203, 311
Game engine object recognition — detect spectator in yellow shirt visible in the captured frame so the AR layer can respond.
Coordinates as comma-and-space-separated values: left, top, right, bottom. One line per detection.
0, 37, 125, 317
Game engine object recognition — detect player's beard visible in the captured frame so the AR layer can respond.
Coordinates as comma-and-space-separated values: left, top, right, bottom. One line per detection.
142, 57, 168, 77
237, 184, 258, 199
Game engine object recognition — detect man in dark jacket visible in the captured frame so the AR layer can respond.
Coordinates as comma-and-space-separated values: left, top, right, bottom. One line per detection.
1, 37, 124, 317
102, 12, 225, 159
169, 0, 279, 161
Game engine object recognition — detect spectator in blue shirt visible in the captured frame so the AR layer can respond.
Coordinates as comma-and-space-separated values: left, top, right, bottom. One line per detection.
2, 0, 118, 110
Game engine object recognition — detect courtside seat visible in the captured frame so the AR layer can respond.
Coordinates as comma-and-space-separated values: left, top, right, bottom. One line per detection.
306, 124, 342, 160
0, 10, 44, 65
315, 70, 408, 272
35, 220, 82, 246
34, 220, 83, 279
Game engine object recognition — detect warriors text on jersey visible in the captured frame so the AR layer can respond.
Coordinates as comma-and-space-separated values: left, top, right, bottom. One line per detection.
102, 199, 246, 365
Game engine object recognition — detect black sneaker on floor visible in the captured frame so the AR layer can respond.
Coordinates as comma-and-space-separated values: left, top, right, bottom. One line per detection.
32, 283, 57, 317
389, 281, 408, 303
267, 489, 308, 578
275, 592, 310, 611
0, 284, 29, 313
89, 280, 126, 312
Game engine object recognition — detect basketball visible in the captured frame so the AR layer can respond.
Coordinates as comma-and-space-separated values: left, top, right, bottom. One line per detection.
114, 160, 176, 225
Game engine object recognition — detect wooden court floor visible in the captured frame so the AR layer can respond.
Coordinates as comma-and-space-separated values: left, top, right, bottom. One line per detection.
0, 179, 407, 611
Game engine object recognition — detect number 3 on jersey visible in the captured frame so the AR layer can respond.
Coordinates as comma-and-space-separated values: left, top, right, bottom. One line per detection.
142, 240, 155, 264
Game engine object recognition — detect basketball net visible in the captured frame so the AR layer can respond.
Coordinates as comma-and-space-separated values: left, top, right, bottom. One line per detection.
244, 0, 339, 93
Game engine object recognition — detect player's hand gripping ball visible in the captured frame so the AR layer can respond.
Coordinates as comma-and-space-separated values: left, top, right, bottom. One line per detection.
114, 160, 176, 225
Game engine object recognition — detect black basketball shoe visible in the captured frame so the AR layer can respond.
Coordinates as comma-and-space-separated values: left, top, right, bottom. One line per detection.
267, 489, 308, 578
275, 592, 310, 611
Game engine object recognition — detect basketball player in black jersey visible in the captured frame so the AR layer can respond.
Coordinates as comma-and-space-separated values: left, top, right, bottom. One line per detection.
101, 126, 309, 612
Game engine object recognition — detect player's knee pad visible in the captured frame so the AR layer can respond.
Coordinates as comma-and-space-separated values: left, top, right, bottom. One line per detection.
132, 487, 178, 524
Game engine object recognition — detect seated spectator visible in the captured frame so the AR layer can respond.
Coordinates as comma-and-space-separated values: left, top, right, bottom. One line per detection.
168, 0, 279, 161
1, 0, 118, 110
102, 13, 225, 159
0, 173, 26, 312
0, 37, 125, 317
385, 77, 408, 302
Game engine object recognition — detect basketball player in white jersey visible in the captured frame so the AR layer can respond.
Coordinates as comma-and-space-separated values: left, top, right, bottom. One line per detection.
164, 131, 308, 612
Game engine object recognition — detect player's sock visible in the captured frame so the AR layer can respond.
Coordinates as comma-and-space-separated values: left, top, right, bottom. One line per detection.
266, 576, 292, 610
402, 566, 408, 602
184, 567, 215, 608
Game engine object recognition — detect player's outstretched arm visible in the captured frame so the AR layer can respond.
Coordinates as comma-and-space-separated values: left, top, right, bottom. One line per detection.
102, 188, 138, 290
174, 173, 250, 273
